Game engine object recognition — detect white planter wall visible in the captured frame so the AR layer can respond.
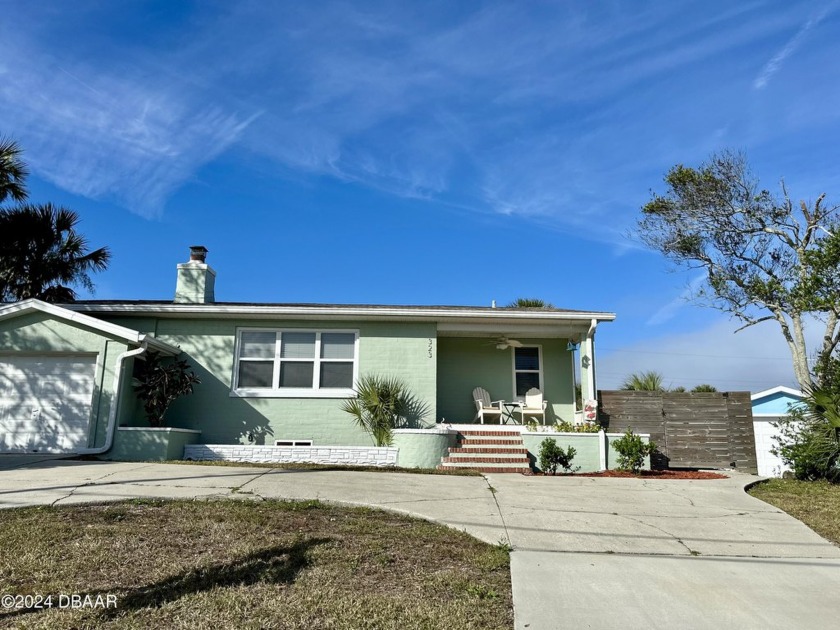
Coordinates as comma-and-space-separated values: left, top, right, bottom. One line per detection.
184, 444, 398, 467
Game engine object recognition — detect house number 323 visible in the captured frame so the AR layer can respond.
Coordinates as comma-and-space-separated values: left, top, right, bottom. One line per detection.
428, 339, 433, 358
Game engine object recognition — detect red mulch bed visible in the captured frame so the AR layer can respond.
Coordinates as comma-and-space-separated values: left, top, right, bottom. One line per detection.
532, 470, 728, 479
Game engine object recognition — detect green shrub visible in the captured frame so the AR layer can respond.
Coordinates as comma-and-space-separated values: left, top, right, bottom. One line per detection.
611, 429, 657, 474
524, 419, 540, 432
773, 385, 840, 482
538, 438, 578, 474
552, 420, 601, 433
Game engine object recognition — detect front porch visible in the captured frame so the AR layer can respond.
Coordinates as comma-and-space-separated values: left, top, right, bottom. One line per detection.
435, 322, 601, 426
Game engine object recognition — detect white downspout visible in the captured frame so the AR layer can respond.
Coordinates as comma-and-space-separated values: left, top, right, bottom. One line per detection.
584, 318, 598, 402
80, 344, 147, 455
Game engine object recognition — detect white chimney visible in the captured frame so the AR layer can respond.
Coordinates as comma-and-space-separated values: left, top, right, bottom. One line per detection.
174, 245, 216, 304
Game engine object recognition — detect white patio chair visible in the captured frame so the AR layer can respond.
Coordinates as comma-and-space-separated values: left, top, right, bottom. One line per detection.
521, 387, 548, 424
473, 387, 504, 424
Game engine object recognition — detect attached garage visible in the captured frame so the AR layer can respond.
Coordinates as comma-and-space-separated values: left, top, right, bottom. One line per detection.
0, 355, 97, 453
0, 300, 179, 455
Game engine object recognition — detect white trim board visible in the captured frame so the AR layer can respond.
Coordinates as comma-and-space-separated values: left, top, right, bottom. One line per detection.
0, 299, 179, 355
751, 385, 803, 401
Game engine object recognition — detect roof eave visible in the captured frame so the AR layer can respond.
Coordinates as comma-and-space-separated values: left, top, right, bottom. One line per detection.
66, 302, 616, 323
0, 299, 180, 355
751, 385, 804, 400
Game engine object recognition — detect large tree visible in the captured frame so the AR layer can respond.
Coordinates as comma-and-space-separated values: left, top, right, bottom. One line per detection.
508, 298, 555, 308
0, 204, 110, 302
0, 137, 110, 302
639, 151, 840, 389
0, 137, 28, 204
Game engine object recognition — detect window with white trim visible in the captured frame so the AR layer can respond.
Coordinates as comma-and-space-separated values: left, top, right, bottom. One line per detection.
513, 346, 542, 396
233, 329, 358, 397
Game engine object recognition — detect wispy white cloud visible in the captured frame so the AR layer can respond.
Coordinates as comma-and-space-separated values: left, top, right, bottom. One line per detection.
0, 23, 255, 217
1, 0, 836, 232
646, 276, 708, 326
598, 315, 823, 391
753, 3, 836, 90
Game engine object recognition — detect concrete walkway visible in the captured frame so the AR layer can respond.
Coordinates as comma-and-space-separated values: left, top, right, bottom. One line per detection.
1, 459, 839, 629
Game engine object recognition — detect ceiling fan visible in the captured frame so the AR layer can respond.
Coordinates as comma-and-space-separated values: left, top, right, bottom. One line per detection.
493, 336, 523, 350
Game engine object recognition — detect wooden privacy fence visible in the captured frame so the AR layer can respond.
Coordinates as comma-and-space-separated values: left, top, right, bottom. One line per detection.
598, 391, 757, 472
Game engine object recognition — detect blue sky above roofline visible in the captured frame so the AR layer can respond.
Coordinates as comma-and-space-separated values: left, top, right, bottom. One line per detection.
2, 0, 838, 391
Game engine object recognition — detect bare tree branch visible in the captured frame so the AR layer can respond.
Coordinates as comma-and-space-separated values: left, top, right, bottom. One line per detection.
639, 151, 840, 389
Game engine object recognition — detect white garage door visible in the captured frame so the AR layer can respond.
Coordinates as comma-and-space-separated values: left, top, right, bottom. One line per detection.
753, 417, 792, 477
0, 355, 97, 453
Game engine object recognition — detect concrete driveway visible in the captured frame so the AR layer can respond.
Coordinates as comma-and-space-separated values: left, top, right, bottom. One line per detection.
0, 454, 71, 471
1, 460, 839, 629
490, 474, 840, 630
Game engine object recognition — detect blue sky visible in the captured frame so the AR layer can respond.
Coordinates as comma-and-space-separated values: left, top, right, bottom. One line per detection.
2, 0, 839, 391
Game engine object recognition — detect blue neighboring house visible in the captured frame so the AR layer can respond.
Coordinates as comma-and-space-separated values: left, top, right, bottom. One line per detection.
751, 386, 803, 477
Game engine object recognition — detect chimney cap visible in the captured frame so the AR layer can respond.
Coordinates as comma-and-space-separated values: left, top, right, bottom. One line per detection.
189, 245, 208, 263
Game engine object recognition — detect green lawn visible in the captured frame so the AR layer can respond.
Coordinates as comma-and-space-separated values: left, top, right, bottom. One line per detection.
0, 500, 512, 629
748, 478, 840, 546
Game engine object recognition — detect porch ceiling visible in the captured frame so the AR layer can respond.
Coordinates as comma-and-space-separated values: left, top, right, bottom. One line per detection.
436, 321, 592, 339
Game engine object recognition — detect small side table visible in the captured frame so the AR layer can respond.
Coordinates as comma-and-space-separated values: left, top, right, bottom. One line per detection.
501, 401, 523, 425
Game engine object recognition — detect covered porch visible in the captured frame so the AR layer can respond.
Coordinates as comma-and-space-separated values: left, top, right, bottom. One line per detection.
434, 310, 611, 425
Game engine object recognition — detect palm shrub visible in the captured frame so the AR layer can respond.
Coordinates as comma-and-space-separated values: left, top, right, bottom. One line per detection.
507, 298, 554, 308
134, 352, 201, 427
341, 375, 428, 447
620, 371, 665, 391
538, 438, 578, 474
692, 384, 717, 392
773, 384, 840, 482
612, 429, 657, 474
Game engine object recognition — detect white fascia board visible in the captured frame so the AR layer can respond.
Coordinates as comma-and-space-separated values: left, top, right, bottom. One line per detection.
0, 299, 180, 355
140, 335, 181, 355
436, 322, 590, 337
751, 385, 803, 401
67, 302, 617, 324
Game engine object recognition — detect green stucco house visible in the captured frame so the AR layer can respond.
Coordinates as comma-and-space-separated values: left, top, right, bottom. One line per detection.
0, 247, 615, 469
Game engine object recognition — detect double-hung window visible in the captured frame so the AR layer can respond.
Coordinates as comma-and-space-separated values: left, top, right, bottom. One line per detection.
513, 346, 543, 396
233, 329, 358, 397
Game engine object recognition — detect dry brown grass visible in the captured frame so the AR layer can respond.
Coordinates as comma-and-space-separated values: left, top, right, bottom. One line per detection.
0, 499, 512, 629
749, 478, 840, 546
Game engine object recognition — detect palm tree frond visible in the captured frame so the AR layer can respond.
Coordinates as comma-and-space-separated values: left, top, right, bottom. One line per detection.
508, 298, 555, 308
621, 371, 665, 391
340, 374, 430, 447
0, 137, 29, 204
0, 203, 110, 302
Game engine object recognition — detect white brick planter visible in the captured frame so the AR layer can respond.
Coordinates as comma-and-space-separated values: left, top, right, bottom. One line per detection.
184, 444, 399, 467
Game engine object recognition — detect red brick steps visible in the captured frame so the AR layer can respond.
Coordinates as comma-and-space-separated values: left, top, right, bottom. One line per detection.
448, 447, 528, 454
438, 429, 532, 474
